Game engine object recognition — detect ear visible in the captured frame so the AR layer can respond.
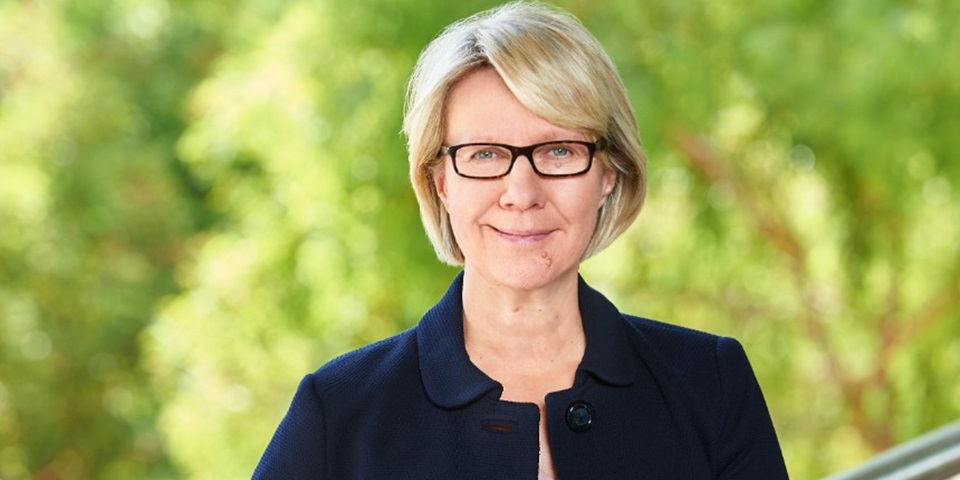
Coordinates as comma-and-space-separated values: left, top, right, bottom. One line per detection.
598, 167, 617, 209
433, 163, 449, 207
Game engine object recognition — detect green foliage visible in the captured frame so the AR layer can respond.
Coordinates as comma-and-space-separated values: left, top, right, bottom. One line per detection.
1, 0, 958, 479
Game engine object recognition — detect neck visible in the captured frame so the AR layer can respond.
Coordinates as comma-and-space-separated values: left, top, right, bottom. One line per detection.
460, 269, 585, 371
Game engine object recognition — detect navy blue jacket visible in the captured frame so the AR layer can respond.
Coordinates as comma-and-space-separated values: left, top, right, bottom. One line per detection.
254, 273, 788, 479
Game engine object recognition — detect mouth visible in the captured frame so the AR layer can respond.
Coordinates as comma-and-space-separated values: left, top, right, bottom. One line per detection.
489, 226, 554, 244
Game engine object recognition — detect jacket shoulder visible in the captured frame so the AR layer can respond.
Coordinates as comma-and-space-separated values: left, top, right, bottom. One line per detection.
309, 327, 420, 396
619, 314, 760, 401
622, 314, 725, 375
253, 329, 421, 479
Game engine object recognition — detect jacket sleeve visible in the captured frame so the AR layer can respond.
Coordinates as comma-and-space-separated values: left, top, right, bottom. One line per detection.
715, 337, 790, 479
253, 373, 326, 479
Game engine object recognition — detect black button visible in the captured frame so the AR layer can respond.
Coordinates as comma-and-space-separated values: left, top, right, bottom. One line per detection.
565, 401, 594, 433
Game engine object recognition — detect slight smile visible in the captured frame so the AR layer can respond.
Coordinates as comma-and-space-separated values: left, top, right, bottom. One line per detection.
489, 226, 555, 245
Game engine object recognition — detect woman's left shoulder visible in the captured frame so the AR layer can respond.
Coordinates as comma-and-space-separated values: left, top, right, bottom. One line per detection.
616, 316, 788, 477
619, 314, 753, 378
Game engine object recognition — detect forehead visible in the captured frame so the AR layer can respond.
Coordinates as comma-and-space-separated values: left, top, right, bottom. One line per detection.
443, 68, 587, 145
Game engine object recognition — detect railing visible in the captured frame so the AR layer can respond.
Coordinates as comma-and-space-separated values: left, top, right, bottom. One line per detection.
823, 420, 960, 480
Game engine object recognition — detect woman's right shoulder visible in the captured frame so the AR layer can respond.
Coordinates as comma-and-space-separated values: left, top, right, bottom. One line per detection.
305, 326, 421, 396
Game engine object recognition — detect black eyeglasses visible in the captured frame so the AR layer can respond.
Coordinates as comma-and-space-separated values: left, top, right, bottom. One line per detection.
439, 139, 606, 179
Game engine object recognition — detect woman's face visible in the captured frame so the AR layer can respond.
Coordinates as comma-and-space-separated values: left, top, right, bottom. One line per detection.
435, 68, 616, 291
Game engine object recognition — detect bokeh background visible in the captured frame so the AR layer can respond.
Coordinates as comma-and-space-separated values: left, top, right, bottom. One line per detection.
2, 0, 959, 478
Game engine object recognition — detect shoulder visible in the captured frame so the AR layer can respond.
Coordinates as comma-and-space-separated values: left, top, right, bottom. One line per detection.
578, 277, 742, 383
618, 315, 784, 472
622, 315, 725, 371
616, 318, 787, 476
306, 327, 421, 398
622, 315, 721, 351
253, 329, 423, 478
619, 314, 756, 395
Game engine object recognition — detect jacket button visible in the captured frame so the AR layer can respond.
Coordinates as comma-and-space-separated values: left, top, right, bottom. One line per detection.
565, 401, 594, 433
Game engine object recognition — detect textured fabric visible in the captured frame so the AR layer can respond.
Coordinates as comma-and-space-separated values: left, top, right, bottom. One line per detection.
253, 273, 789, 479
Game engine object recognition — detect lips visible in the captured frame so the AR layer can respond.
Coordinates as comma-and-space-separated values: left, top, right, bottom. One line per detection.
489, 226, 554, 244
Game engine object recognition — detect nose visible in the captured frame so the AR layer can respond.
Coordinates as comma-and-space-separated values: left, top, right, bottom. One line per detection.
498, 153, 545, 210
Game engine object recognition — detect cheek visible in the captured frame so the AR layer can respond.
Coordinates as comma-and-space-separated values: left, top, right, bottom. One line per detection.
438, 178, 485, 222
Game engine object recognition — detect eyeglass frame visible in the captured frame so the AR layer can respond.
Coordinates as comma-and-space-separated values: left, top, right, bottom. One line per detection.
439, 139, 607, 179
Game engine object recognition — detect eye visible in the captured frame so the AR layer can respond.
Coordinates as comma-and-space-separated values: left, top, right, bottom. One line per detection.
548, 147, 572, 157
473, 149, 498, 160
461, 145, 509, 162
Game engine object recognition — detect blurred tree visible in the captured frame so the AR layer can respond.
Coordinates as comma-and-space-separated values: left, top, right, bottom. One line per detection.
1, 0, 958, 479
580, 0, 960, 475
0, 0, 217, 478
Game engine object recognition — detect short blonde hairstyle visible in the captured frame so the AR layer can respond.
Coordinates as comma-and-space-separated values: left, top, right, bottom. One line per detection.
403, 1, 646, 265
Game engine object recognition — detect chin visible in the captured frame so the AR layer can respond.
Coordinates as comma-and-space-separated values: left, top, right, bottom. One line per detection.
475, 256, 578, 292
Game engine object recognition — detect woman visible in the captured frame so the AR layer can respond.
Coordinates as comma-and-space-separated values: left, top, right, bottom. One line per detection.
254, 2, 788, 479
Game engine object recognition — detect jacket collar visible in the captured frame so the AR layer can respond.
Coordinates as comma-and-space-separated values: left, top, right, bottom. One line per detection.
417, 272, 637, 409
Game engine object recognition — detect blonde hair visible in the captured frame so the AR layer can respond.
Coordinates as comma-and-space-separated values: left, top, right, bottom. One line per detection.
403, 1, 646, 265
